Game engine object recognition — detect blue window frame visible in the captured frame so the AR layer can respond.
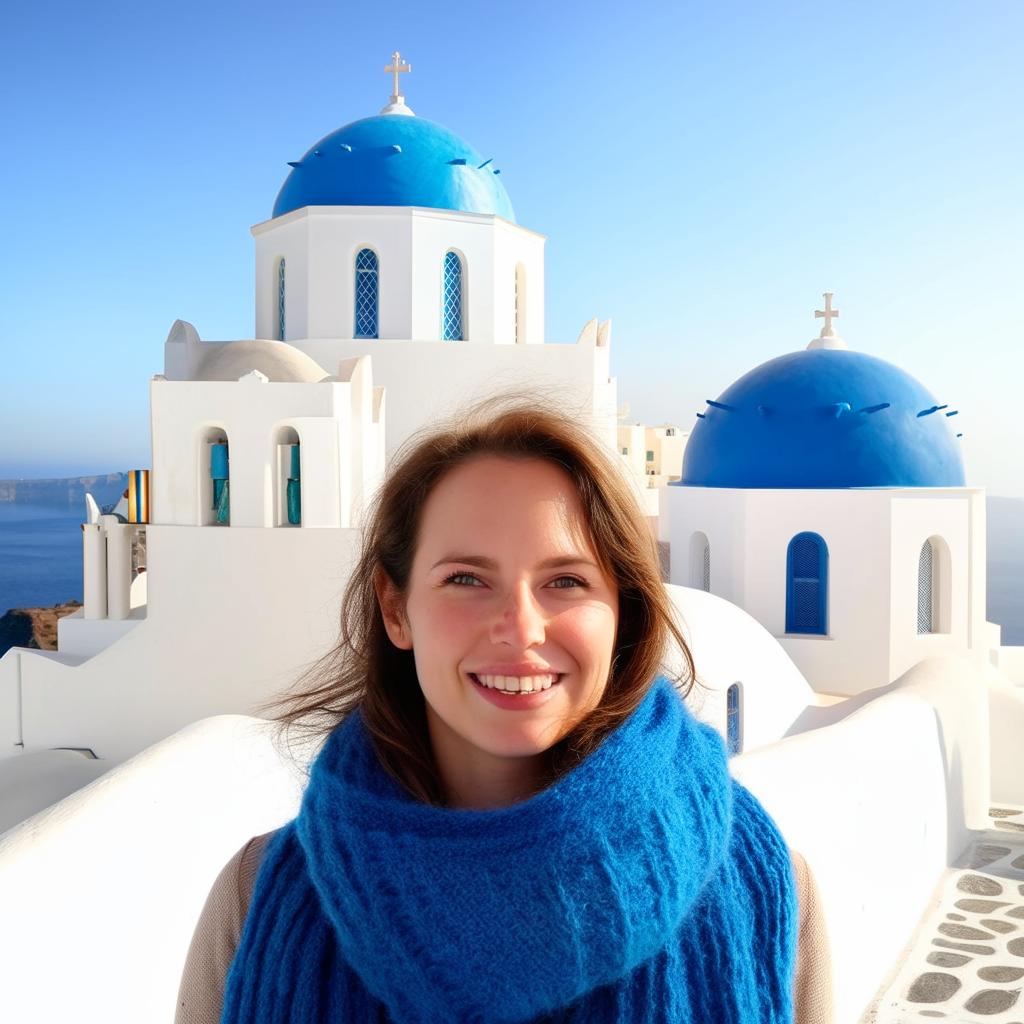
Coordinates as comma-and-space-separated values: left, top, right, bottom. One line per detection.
441, 251, 464, 340
786, 532, 828, 634
354, 248, 379, 338
726, 683, 742, 756
277, 258, 286, 341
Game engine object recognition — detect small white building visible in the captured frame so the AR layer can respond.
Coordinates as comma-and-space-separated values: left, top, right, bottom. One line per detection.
661, 297, 994, 696
619, 421, 688, 485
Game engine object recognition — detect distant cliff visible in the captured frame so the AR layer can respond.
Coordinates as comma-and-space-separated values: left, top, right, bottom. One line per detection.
0, 474, 128, 508
0, 602, 82, 659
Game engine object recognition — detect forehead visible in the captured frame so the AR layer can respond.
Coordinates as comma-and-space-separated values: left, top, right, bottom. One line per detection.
416, 456, 592, 555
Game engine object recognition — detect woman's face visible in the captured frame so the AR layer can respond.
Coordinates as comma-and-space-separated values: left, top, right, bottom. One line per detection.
379, 455, 619, 802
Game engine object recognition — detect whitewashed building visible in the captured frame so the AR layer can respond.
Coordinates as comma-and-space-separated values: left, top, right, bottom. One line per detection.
661, 297, 993, 697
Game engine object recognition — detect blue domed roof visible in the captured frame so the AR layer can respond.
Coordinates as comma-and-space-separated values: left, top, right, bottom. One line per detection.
679, 348, 965, 489
272, 115, 515, 221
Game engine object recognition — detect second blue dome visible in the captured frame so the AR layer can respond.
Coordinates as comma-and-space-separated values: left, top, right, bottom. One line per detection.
272, 115, 515, 221
678, 348, 965, 489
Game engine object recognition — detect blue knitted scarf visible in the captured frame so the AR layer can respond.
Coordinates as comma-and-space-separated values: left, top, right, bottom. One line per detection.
221, 677, 798, 1022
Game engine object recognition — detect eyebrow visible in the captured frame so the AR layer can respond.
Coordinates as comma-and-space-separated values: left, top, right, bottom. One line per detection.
430, 553, 601, 572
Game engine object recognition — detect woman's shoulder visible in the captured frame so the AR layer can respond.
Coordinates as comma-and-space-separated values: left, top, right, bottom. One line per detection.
790, 848, 811, 900
233, 829, 278, 907
174, 830, 281, 1024
202, 829, 278, 926
788, 848, 834, 1024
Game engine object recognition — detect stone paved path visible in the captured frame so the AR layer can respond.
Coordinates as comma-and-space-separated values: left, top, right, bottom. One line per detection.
865, 805, 1024, 1023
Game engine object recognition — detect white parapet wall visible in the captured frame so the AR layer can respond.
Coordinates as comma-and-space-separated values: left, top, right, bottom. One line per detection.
0, 643, 1000, 1024
986, 662, 1024, 805
0, 714, 313, 1024
0, 651, 995, 1024
7, 523, 362, 763
733, 655, 992, 1024
0, 649, 21, 751
662, 584, 822, 753
992, 644, 1024, 686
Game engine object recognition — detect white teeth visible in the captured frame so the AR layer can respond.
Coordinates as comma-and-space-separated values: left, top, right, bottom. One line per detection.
476, 673, 557, 693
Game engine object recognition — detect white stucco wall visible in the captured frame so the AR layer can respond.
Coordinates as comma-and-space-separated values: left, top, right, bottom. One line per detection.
0, 651, 995, 1024
251, 206, 545, 345
0, 650, 21, 750
0, 715, 311, 1024
291, 336, 618, 457
0, 748, 110, 832
993, 644, 1024, 685
149, 358, 382, 529
9, 523, 360, 762
663, 486, 987, 696
733, 656, 991, 1024
889, 493, 979, 681
986, 664, 1024, 804
663, 584, 819, 753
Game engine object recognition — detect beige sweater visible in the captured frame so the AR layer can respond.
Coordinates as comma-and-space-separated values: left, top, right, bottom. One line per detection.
176, 831, 833, 1023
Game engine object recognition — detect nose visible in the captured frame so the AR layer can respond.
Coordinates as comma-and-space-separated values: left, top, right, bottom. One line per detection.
490, 581, 547, 649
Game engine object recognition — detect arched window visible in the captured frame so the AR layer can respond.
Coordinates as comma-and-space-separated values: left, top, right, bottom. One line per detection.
917, 540, 934, 633
274, 427, 301, 527
209, 439, 230, 526
441, 250, 464, 341
726, 683, 743, 756
690, 532, 710, 592
277, 258, 286, 341
917, 537, 953, 635
786, 532, 828, 634
921, 536, 942, 630
354, 248, 379, 338
514, 262, 526, 344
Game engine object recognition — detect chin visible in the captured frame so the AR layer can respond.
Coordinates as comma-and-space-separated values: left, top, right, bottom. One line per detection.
496, 719, 571, 757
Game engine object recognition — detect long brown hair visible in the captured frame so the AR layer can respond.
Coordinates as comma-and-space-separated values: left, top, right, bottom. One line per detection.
262, 397, 696, 805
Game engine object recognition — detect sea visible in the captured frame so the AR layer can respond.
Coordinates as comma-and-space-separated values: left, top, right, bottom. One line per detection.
0, 503, 84, 614
0, 503, 1021, 644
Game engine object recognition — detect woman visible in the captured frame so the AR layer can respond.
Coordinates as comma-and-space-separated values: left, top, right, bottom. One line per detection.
176, 403, 832, 1023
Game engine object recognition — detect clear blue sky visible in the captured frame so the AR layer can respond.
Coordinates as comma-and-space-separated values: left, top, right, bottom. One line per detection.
3, 0, 1022, 496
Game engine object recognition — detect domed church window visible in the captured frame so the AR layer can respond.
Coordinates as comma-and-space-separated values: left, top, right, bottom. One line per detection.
726, 683, 743, 755
916, 537, 954, 634
786, 532, 828, 634
441, 250, 464, 341
277, 258, 286, 341
354, 248, 379, 339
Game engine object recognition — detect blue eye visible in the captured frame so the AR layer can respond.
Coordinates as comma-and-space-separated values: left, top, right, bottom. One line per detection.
550, 575, 587, 589
443, 571, 483, 586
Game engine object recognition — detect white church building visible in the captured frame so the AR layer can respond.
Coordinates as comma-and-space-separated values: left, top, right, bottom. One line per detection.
1, 54, 1022, 1024
662, 298, 993, 698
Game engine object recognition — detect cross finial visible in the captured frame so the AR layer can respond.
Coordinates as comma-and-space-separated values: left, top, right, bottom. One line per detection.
384, 50, 411, 104
815, 292, 840, 338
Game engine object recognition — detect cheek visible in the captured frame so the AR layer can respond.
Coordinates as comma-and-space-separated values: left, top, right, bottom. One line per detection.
408, 595, 485, 652
553, 605, 619, 662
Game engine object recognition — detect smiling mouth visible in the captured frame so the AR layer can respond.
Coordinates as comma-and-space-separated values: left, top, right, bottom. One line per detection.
469, 672, 561, 694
